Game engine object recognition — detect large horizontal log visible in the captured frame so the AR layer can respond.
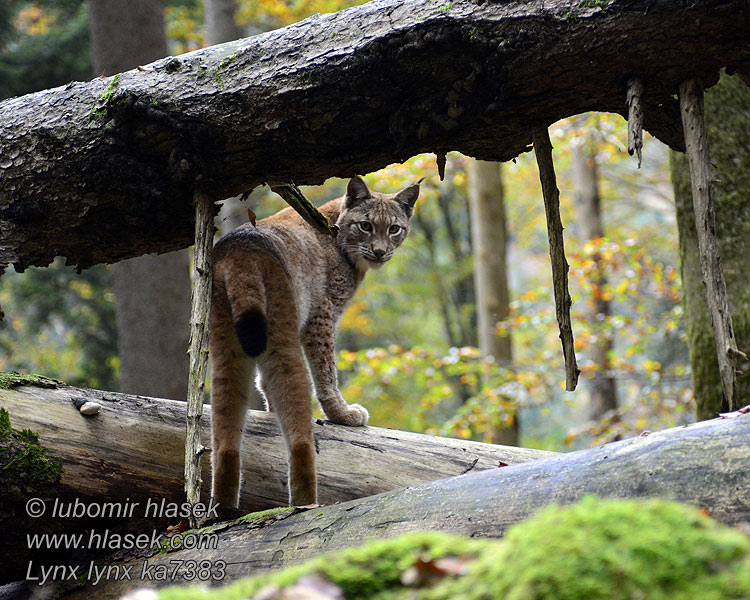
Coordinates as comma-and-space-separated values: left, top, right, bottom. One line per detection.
0, 381, 551, 513
67, 412, 750, 598
1, 0, 749, 271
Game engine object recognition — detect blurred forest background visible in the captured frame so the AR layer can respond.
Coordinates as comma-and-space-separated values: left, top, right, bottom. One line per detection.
2, 0, 748, 452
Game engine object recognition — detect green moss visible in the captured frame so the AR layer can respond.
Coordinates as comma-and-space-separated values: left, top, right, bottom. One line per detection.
577, 0, 608, 7
0, 407, 62, 502
433, 497, 750, 600
0, 371, 61, 390
237, 505, 295, 524
154, 498, 750, 600
91, 72, 122, 116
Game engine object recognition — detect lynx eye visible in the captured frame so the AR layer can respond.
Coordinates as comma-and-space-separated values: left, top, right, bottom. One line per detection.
388, 224, 401, 235
358, 221, 373, 233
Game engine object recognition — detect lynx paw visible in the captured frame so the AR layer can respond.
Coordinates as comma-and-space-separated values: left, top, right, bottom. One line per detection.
330, 403, 369, 427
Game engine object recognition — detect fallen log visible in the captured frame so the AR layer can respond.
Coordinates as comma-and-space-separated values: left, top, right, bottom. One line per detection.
69, 412, 750, 599
0, 380, 551, 513
2, 0, 750, 271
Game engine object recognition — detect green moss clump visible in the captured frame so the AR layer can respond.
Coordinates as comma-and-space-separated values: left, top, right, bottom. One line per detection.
237, 505, 295, 525
154, 498, 750, 600
156, 532, 489, 600
91, 72, 122, 115
0, 408, 62, 502
435, 497, 750, 600
0, 371, 61, 390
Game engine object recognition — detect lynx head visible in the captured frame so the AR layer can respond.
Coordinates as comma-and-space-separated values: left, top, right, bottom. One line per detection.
336, 176, 421, 271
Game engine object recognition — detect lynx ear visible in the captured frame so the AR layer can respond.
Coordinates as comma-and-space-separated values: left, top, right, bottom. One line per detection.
345, 176, 371, 209
394, 178, 423, 218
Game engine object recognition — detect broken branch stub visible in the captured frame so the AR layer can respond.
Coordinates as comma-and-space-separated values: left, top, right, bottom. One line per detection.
627, 77, 645, 168
532, 126, 579, 391
270, 183, 339, 236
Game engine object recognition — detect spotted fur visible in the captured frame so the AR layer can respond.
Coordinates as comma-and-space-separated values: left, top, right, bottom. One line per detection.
210, 176, 421, 508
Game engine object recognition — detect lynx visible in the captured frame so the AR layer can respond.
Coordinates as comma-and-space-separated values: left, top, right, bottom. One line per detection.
210, 176, 421, 509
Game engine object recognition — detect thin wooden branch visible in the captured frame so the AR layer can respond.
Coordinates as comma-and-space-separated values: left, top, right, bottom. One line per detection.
185, 190, 214, 527
270, 183, 339, 236
627, 77, 645, 168
532, 126, 580, 391
678, 79, 747, 409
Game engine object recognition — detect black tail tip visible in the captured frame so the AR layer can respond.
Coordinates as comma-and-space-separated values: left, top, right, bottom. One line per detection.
235, 310, 267, 357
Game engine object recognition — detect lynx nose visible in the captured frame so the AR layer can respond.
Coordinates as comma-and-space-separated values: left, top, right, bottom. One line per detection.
372, 248, 386, 259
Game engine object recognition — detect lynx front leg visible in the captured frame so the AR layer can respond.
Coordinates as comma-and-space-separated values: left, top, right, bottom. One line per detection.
303, 301, 369, 427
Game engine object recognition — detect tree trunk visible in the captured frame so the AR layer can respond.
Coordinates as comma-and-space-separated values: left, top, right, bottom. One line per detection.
0, 382, 552, 516
671, 74, 750, 419
2, 0, 748, 273
70, 411, 750, 598
571, 138, 618, 421
467, 159, 517, 445
204, 0, 241, 45
204, 0, 250, 236
88, 0, 191, 401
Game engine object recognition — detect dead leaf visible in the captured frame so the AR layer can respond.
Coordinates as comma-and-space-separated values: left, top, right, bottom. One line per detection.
137, 65, 153, 72
248, 208, 257, 226
498, 461, 509, 467
165, 520, 187, 537
281, 575, 345, 600
400, 555, 473, 586
698, 507, 712, 519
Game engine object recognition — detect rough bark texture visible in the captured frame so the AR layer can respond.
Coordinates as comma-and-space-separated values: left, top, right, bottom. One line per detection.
678, 78, 745, 410
70, 412, 750, 598
532, 126, 580, 391
2, 0, 749, 272
0, 382, 551, 514
571, 139, 618, 420
184, 192, 214, 525
467, 159, 517, 445
672, 74, 750, 419
89, 0, 192, 401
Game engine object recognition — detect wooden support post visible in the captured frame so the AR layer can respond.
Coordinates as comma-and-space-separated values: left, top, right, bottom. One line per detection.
532, 126, 580, 391
185, 190, 214, 527
627, 77, 644, 168
678, 78, 747, 409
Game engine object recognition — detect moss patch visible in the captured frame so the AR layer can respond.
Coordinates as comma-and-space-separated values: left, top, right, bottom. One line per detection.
0, 371, 61, 390
154, 498, 750, 600
0, 408, 62, 503
92, 72, 122, 116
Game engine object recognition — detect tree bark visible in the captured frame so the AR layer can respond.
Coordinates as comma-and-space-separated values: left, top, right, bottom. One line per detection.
2, 0, 748, 272
88, 0, 192, 401
671, 74, 750, 419
70, 411, 750, 598
467, 159, 517, 445
0, 382, 552, 516
571, 138, 618, 421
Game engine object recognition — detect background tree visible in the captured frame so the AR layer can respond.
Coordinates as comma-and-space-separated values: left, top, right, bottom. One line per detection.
87, 0, 191, 401
571, 124, 618, 423
468, 160, 517, 445
671, 73, 750, 419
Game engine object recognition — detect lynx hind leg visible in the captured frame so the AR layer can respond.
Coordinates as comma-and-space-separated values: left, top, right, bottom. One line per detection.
210, 282, 255, 511
258, 345, 317, 506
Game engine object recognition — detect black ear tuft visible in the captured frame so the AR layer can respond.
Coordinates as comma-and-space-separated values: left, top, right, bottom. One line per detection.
345, 176, 371, 209
394, 180, 422, 218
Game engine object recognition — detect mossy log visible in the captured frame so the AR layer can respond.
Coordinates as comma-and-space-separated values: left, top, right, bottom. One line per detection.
0, 380, 551, 514
1, 0, 749, 272
65, 412, 750, 599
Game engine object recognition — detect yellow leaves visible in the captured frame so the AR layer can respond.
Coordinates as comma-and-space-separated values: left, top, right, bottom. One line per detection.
339, 300, 375, 337
642, 359, 662, 374
14, 4, 53, 35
